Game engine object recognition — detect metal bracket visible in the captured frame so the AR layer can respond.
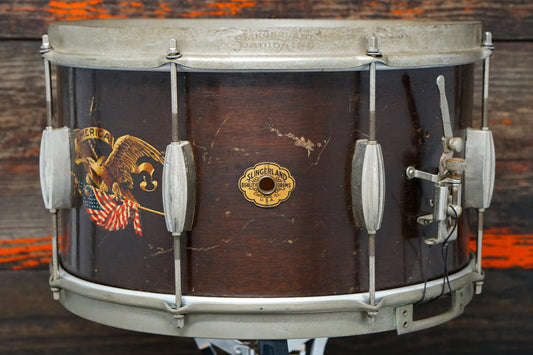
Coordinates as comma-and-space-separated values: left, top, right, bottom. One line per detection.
405, 166, 438, 183
174, 314, 185, 329
405, 75, 465, 245
395, 286, 468, 335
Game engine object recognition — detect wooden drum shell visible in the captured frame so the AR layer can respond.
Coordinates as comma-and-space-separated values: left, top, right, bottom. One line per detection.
57, 65, 474, 298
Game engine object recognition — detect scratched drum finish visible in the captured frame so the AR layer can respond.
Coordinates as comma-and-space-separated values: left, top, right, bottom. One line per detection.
57, 64, 474, 297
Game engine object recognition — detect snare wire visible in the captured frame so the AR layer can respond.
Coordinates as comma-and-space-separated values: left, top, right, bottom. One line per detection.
440, 205, 459, 296
417, 204, 459, 304
414, 232, 430, 305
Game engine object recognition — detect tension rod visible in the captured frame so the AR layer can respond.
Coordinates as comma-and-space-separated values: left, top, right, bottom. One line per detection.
168, 38, 182, 143
167, 39, 184, 321
40, 34, 61, 300
475, 32, 495, 294
164, 39, 197, 329
365, 36, 382, 322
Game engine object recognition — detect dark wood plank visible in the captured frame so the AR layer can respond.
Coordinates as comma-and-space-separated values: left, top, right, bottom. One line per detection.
0, 41, 49, 247
0, 0, 532, 40
0, 269, 531, 353
0, 41, 45, 160
473, 42, 533, 234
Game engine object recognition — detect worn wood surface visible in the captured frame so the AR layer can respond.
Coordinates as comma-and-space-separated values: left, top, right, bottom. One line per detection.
0, 41, 49, 251
1, 268, 532, 354
54, 64, 474, 296
0, 0, 532, 40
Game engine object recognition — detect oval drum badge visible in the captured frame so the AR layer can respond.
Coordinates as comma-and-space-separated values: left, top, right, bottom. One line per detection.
238, 162, 296, 208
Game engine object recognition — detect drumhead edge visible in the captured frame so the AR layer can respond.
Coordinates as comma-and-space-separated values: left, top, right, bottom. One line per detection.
43, 19, 490, 71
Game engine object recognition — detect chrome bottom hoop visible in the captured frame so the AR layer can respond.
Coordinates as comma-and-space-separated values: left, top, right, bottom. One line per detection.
50, 257, 482, 339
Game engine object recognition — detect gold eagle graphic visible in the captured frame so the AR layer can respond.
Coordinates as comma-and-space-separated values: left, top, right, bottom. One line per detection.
79, 135, 164, 205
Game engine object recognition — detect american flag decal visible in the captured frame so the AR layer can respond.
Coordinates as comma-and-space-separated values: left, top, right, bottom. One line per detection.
82, 184, 143, 236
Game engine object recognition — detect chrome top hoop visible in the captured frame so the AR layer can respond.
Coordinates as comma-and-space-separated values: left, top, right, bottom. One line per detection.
43, 19, 490, 71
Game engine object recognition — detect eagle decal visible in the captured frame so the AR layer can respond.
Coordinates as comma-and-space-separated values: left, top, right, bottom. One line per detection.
74, 128, 164, 236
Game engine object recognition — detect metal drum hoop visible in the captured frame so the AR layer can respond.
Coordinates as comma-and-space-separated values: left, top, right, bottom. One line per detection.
43, 19, 491, 71
50, 256, 482, 339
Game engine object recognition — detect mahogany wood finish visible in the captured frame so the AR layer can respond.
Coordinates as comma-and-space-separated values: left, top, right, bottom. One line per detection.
57, 64, 473, 297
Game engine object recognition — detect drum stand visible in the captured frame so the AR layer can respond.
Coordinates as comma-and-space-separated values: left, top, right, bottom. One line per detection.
194, 338, 328, 355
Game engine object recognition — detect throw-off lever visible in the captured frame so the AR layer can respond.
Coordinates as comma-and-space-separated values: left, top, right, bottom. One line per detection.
406, 75, 465, 245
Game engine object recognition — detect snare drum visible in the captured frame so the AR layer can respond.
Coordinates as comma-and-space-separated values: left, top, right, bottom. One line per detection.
39, 19, 495, 340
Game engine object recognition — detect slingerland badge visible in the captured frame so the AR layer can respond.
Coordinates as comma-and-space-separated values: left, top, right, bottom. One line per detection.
238, 162, 295, 208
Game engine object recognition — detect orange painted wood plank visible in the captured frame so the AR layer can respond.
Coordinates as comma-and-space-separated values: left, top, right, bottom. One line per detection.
0, 243, 51, 257
1, 0, 533, 39
0, 236, 55, 270
0, 236, 51, 245
469, 228, 533, 269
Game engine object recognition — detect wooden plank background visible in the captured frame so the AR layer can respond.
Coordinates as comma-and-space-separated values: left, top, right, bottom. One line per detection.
0, 0, 532, 353
1, 0, 532, 40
